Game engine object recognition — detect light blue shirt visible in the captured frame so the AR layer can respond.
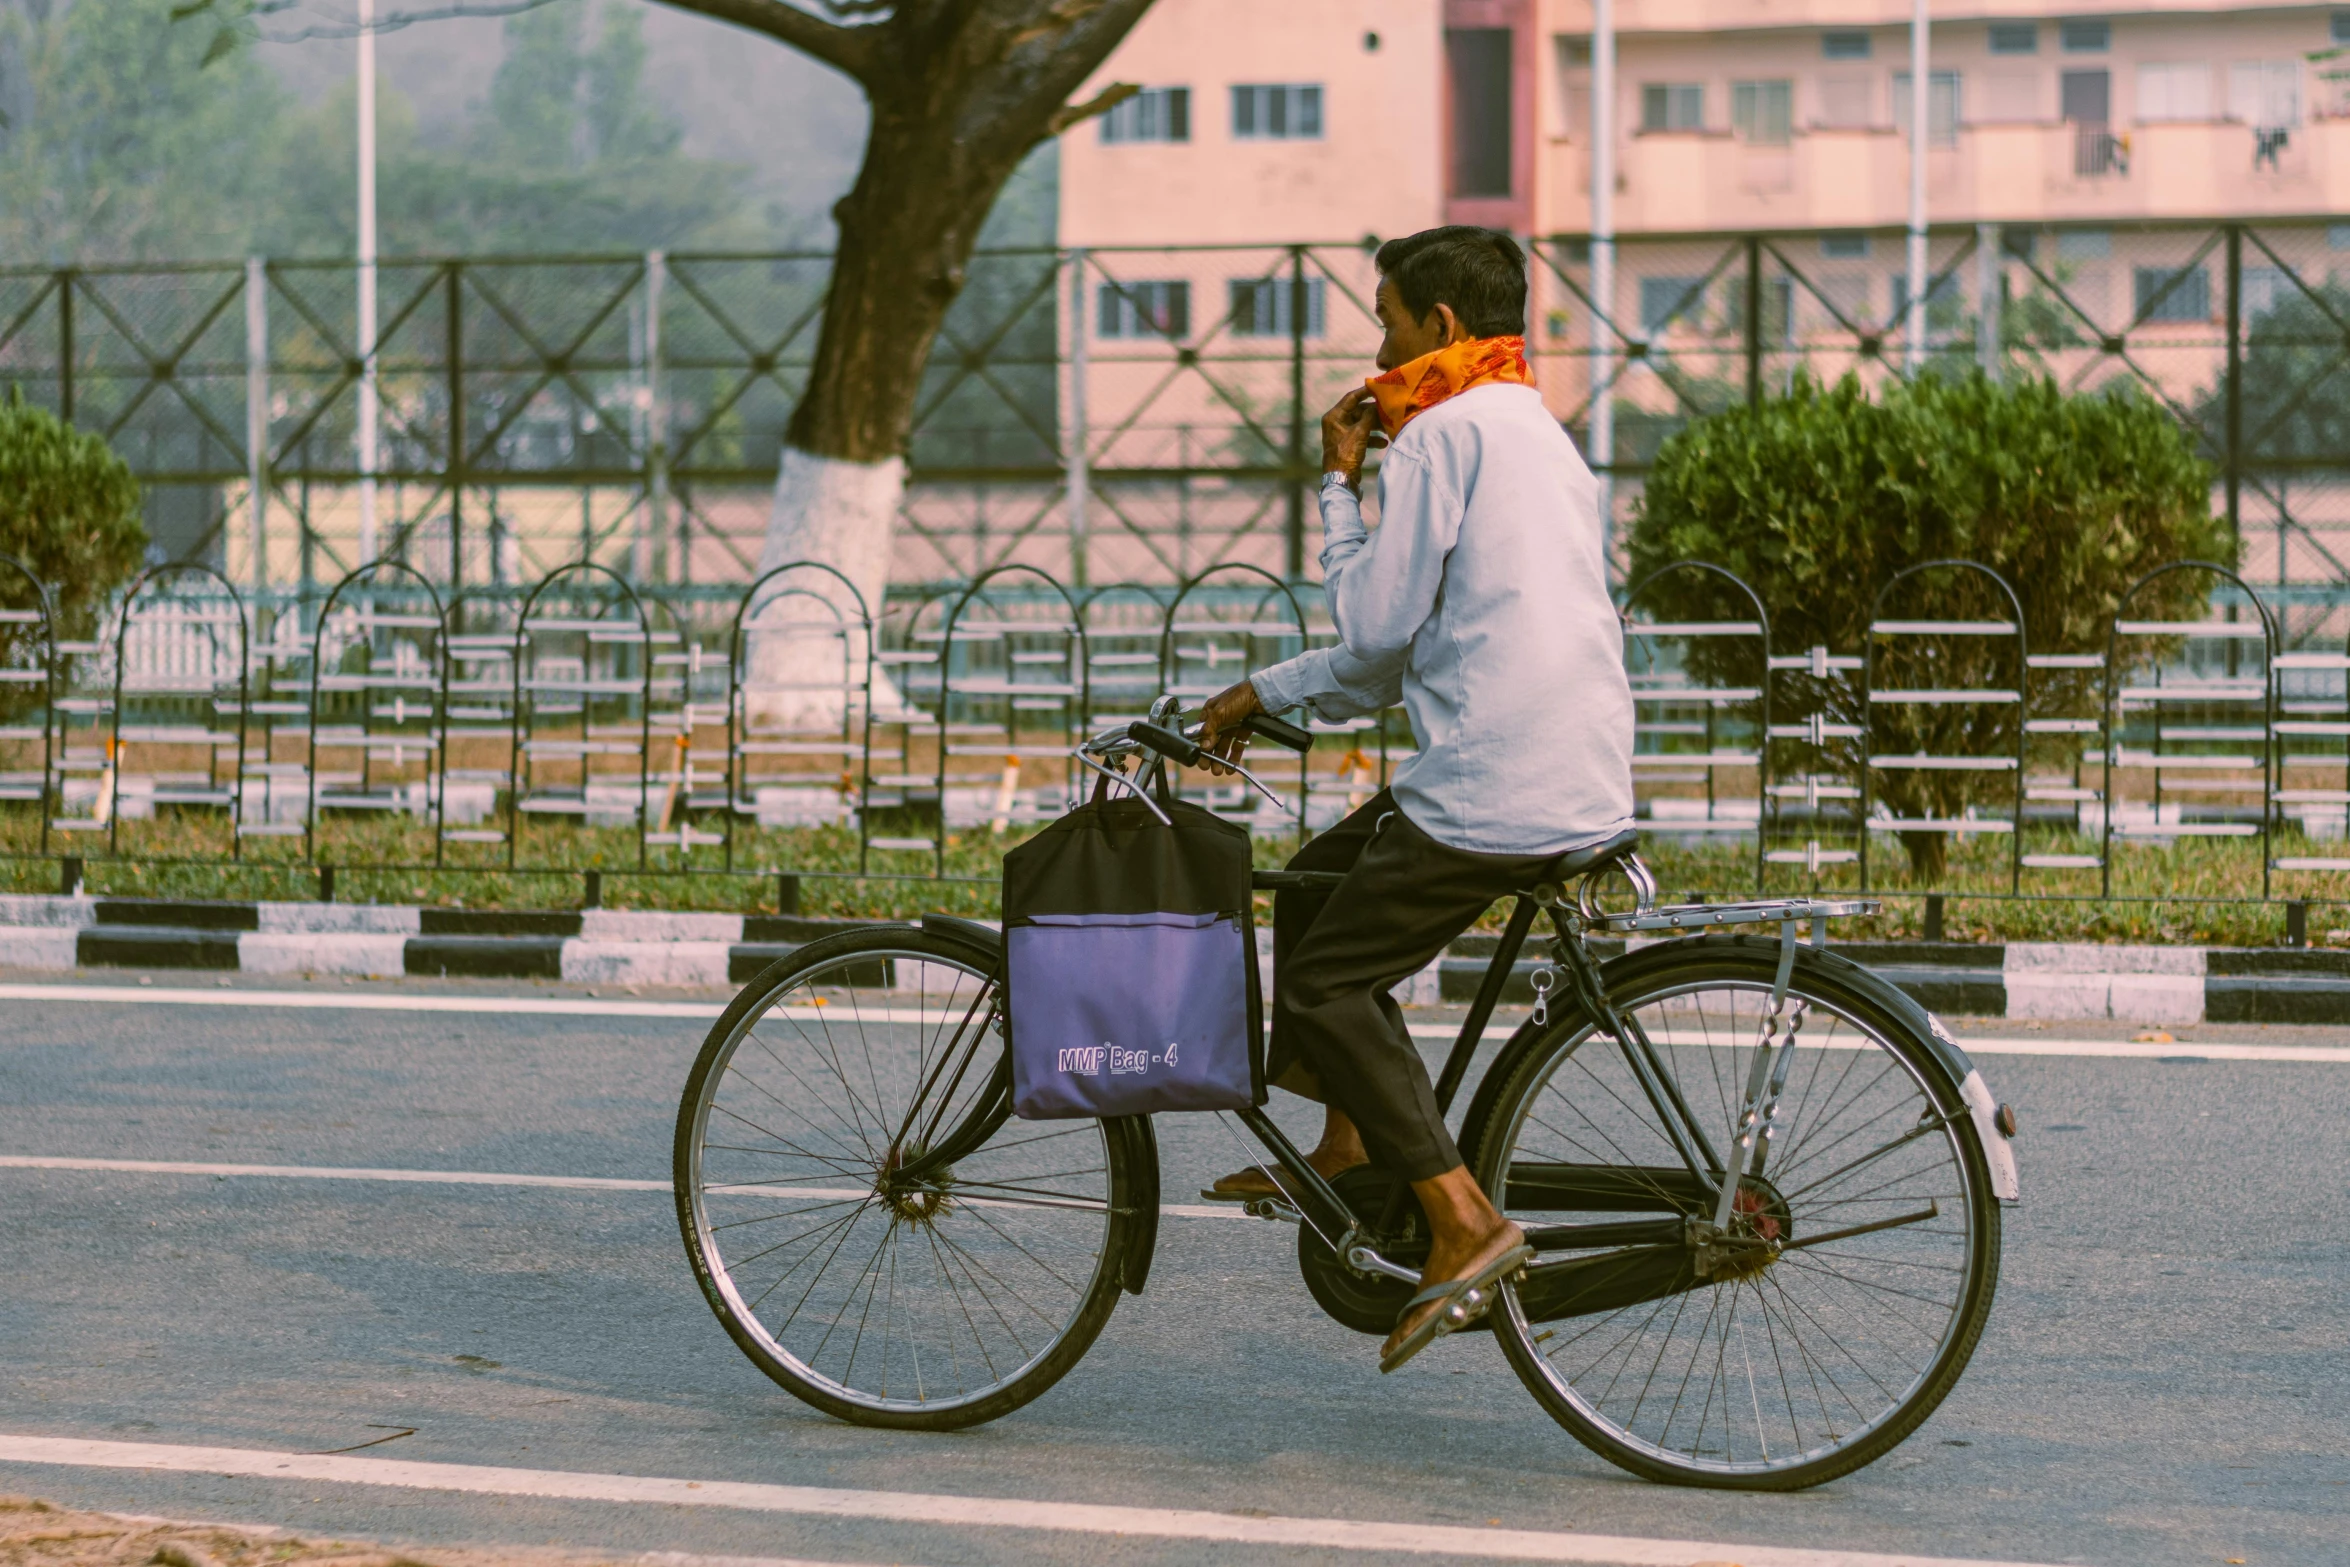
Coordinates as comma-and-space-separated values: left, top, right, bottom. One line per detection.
1249, 383, 1635, 857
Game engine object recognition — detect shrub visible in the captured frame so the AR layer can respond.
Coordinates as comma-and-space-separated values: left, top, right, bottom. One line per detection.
0, 389, 147, 636
1626, 371, 2232, 882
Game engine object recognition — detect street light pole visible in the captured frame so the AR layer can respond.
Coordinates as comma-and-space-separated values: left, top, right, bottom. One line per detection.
1591, 0, 1616, 578
357, 0, 380, 565
1906, 0, 1929, 376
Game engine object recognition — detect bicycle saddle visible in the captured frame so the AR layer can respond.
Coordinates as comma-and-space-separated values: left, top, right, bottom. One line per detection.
1543, 826, 1641, 882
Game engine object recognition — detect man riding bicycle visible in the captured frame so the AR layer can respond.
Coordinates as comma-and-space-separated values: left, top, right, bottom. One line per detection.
1195, 225, 1635, 1372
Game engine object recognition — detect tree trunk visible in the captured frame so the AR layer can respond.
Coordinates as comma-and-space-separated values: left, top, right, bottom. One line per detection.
659, 0, 1154, 730
754, 102, 1031, 723
1898, 829, 1949, 886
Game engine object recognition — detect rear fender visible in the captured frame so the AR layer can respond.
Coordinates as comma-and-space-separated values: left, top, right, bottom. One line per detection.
1110, 1114, 1161, 1294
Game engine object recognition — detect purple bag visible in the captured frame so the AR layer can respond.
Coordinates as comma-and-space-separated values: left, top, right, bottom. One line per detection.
1006, 912, 1255, 1118
1001, 784, 1263, 1120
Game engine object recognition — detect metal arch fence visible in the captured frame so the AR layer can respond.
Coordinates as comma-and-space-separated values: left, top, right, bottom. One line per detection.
3, 554, 2350, 919
13, 219, 2350, 598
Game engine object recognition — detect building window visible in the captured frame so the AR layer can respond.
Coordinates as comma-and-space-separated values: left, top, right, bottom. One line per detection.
1891, 271, 1963, 328
1732, 79, 1794, 144
2243, 265, 2291, 320
2335, 13, 2350, 45
1822, 30, 1871, 60
2057, 228, 2111, 259
1227, 276, 1326, 338
2061, 68, 2111, 123
1989, 22, 2038, 55
2001, 227, 2039, 262
2228, 61, 2303, 129
2061, 20, 2111, 54
1892, 70, 1963, 145
1447, 29, 1513, 195
1231, 84, 1323, 139
1555, 35, 1592, 138
1821, 233, 1871, 259
1642, 83, 1705, 131
1639, 275, 1708, 335
1097, 280, 1190, 339
1723, 277, 1795, 342
2137, 63, 2211, 123
2134, 265, 2210, 322
1100, 87, 1191, 143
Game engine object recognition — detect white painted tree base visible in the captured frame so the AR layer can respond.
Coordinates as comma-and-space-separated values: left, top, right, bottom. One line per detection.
748, 447, 909, 731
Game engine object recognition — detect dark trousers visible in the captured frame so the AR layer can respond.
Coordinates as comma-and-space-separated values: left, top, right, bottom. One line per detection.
1269, 790, 1563, 1183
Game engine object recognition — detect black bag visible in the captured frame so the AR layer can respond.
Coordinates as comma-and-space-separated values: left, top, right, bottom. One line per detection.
1001, 772, 1264, 1119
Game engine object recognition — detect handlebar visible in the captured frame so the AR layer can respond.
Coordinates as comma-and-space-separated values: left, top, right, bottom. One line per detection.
1126, 721, 1203, 766
1242, 712, 1313, 752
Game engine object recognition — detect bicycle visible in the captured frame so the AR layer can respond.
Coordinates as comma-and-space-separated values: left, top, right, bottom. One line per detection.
673, 705, 2020, 1490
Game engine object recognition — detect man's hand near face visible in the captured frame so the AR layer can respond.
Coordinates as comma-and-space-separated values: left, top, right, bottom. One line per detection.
1321, 385, 1381, 492
1196, 678, 1264, 776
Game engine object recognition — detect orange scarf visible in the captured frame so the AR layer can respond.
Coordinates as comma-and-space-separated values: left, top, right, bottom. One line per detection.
1366, 334, 1535, 437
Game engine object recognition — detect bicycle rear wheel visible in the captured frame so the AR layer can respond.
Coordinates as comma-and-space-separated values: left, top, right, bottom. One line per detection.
674, 926, 1142, 1429
1468, 937, 2001, 1490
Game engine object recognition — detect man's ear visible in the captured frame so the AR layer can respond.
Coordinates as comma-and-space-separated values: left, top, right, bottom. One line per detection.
1433, 302, 1470, 345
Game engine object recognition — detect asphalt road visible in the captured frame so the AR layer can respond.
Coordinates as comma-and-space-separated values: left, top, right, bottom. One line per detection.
0, 968, 2343, 1567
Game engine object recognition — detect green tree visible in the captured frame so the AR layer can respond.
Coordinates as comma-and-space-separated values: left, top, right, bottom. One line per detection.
0, 0, 292, 261
0, 389, 147, 641
260, 3, 751, 257
2198, 281, 2350, 465
1628, 371, 2231, 881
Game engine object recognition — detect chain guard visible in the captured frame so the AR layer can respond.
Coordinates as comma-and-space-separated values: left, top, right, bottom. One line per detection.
1295, 1166, 1432, 1336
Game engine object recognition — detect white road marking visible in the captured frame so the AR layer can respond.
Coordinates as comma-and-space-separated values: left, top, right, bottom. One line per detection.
4, 982, 2343, 1062
0, 981, 724, 1019
0, 1155, 1240, 1221
1402, 1021, 2350, 1064
0, 1433, 2068, 1567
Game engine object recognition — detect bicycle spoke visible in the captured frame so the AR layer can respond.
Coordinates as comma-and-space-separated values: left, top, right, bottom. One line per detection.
683, 942, 1120, 1416
1492, 966, 1988, 1480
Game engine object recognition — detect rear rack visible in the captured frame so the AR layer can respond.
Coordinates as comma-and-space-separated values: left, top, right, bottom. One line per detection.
1587, 896, 1879, 934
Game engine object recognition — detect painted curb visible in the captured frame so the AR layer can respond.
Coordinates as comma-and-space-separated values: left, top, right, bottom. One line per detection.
4, 894, 2347, 1022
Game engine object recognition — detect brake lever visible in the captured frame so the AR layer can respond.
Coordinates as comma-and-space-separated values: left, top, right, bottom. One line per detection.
1072, 751, 1171, 825
1175, 718, 1296, 816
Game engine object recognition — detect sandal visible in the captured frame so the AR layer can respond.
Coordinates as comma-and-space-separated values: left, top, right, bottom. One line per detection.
1377, 1238, 1534, 1375
1198, 1159, 1364, 1205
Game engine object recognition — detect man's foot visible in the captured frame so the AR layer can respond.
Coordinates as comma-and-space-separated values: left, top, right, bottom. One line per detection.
1200, 1150, 1366, 1203
1378, 1220, 1530, 1370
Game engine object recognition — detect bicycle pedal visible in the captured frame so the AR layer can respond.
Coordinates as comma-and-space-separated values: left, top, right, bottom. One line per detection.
1241, 1196, 1301, 1224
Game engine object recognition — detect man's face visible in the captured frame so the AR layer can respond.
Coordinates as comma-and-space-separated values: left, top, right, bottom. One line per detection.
1373, 279, 1459, 371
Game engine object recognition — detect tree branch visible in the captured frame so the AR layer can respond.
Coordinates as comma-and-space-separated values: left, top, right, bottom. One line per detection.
647, 0, 880, 85
1045, 80, 1137, 138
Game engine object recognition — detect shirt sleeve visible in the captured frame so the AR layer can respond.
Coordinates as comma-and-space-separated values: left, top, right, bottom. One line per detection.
1249, 641, 1406, 723
1246, 473, 1408, 721
1321, 440, 1461, 662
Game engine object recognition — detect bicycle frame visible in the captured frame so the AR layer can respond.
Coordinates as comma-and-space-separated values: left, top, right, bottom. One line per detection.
1225, 862, 1879, 1293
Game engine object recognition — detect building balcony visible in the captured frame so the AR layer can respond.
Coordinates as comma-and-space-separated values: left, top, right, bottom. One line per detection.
1541, 117, 2350, 234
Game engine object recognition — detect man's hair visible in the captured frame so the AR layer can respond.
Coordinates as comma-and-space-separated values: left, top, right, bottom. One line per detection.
1373, 226, 1527, 337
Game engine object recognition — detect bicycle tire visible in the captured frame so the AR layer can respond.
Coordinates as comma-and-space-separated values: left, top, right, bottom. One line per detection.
1466, 935, 2002, 1490
674, 925, 1143, 1430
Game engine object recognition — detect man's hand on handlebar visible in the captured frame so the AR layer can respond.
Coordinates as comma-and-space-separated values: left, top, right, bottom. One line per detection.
1196, 679, 1263, 777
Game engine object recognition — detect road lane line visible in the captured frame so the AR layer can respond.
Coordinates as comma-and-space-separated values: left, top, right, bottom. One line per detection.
5, 981, 2345, 1061
0, 1155, 1241, 1221
0, 1433, 2069, 1567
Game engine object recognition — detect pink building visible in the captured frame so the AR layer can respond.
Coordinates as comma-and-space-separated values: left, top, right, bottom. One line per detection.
1056, 1, 2342, 586
1069, 1, 2350, 238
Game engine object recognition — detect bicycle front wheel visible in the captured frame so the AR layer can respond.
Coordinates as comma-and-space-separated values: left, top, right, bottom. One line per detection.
674, 926, 1142, 1430
1469, 937, 2001, 1490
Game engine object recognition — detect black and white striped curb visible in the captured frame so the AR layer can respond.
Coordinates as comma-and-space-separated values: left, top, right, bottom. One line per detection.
0, 895, 857, 988
4, 894, 2344, 1022
1441, 935, 2350, 1024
